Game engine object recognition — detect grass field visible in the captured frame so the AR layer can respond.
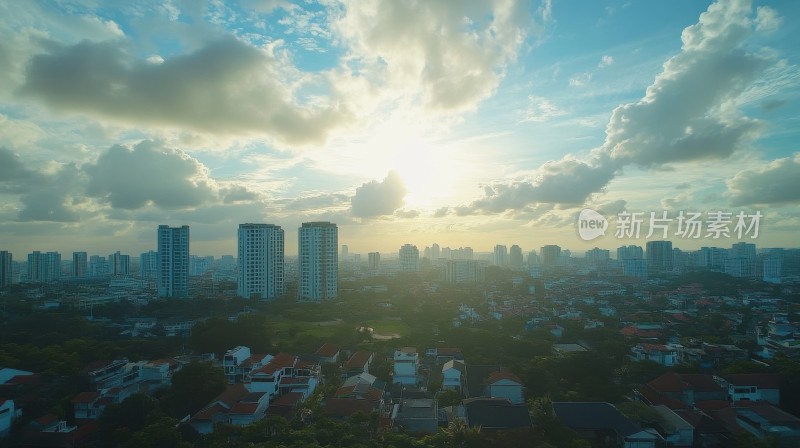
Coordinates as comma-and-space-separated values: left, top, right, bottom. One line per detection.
364, 318, 409, 337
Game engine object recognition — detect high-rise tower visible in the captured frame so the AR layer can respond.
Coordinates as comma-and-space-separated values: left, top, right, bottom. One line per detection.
298, 222, 338, 301
157, 225, 190, 298
237, 223, 285, 299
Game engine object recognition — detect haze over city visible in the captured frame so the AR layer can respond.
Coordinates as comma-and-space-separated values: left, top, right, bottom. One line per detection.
0, 0, 798, 257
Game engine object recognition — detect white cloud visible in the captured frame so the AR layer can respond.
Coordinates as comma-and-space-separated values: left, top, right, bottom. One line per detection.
84, 140, 216, 210
21, 37, 351, 145
520, 95, 567, 122
599, 54, 614, 68
569, 72, 592, 87
351, 171, 407, 218
450, 0, 777, 216
727, 153, 800, 206
331, 0, 543, 113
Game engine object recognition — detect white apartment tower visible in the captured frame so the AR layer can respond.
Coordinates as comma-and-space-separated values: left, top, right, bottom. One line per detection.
298, 222, 338, 301
237, 223, 285, 299
157, 225, 190, 298
399, 244, 420, 272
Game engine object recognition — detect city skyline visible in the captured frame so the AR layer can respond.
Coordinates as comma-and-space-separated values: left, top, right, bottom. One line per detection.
0, 1, 798, 257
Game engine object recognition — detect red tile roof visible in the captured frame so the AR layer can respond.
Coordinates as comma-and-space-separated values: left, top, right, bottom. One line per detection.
484, 371, 523, 385
272, 392, 304, 407
345, 351, 373, 370
192, 403, 227, 421
723, 373, 782, 389
315, 343, 340, 358
253, 353, 296, 376
71, 391, 100, 404
646, 372, 719, 394
229, 402, 259, 415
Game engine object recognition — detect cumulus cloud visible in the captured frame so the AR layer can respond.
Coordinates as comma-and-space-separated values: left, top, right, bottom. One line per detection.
332, 0, 540, 112
727, 153, 800, 205
21, 37, 350, 144
0, 147, 42, 193
18, 163, 85, 222
351, 171, 407, 218
450, 0, 775, 216
85, 140, 216, 209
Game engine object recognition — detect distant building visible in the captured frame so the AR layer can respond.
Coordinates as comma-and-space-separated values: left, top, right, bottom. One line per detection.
617, 245, 643, 260
586, 247, 610, 263
27, 251, 60, 283
493, 245, 508, 267
368, 252, 380, 273
398, 244, 420, 272
0, 251, 11, 288
646, 241, 673, 273
763, 258, 781, 284
430, 243, 440, 260
540, 245, 561, 266
140, 250, 158, 280
237, 223, 284, 299
157, 225, 190, 298
109, 251, 130, 276
298, 222, 338, 301
623, 259, 648, 278
446, 260, 484, 284
509, 245, 523, 268
724, 257, 756, 279
72, 252, 87, 277
730, 242, 756, 260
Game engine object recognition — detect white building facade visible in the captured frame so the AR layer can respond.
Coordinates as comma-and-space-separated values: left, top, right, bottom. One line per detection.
157, 225, 190, 298
238, 223, 284, 299
298, 222, 338, 301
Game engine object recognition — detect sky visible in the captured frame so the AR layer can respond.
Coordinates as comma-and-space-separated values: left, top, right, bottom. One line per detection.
0, 0, 798, 258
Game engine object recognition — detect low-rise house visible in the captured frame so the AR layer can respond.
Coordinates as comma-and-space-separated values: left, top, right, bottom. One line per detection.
463, 397, 531, 430
223, 346, 272, 384
315, 342, 340, 364
325, 373, 385, 420
71, 392, 107, 421
344, 350, 374, 378
441, 360, 465, 391
651, 405, 694, 448
391, 398, 438, 434
484, 371, 524, 405
434, 348, 464, 364
630, 343, 679, 366
227, 391, 270, 426
246, 353, 297, 399
140, 358, 181, 392
637, 373, 724, 409
718, 374, 781, 405
393, 347, 418, 386
553, 402, 663, 448
190, 384, 252, 435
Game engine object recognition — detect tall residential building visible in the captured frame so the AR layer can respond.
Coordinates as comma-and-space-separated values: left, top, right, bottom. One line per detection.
617, 245, 643, 260
540, 245, 561, 267
109, 251, 130, 276
763, 258, 782, 284
493, 245, 508, 266
399, 244, 420, 272
446, 260, 484, 284
646, 241, 673, 273
298, 222, 338, 301
430, 243, 440, 260
237, 223, 285, 299
368, 252, 381, 272
27, 251, 61, 283
730, 242, 756, 260
341, 244, 349, 260
157, 225, 190, 298
140, 250, 158, 280
527, 250, 539, 266
586, 247, 610, 263
0, 251, 11, 288
509, 245, 523, 268
72, 252, 87, 277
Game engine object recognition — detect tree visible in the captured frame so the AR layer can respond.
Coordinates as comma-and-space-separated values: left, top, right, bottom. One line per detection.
161, 362, 226, 418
